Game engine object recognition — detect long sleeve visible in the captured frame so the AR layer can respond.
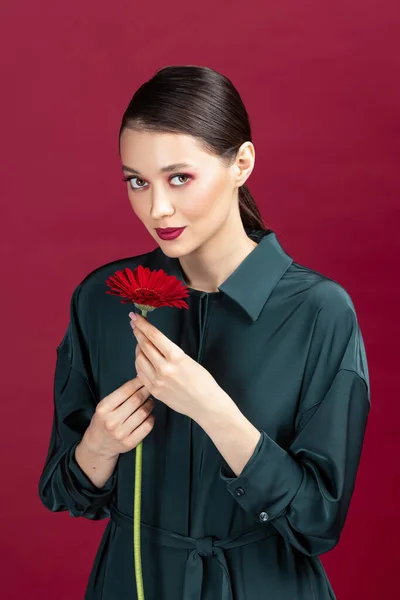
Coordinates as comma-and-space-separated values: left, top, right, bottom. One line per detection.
38, 283, 118, 520
219, 285, 370, 556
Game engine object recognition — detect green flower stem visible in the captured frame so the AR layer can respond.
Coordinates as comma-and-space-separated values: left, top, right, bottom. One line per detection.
134, 308, 148, 600
134, 438, 144, 599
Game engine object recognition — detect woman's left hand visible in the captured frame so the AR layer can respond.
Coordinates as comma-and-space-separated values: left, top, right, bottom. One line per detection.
129, 312, 225, 421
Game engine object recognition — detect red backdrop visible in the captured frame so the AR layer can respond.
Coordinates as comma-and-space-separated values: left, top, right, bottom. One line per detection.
1, 1, 399, 598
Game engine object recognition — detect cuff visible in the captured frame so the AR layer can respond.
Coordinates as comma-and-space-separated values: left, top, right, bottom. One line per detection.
65, 441, 118, 507
219, 429, 304, 523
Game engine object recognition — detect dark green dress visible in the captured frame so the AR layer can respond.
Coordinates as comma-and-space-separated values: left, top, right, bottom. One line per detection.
38, 228, 370, 599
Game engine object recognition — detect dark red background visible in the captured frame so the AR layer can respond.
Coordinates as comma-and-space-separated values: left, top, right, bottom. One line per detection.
1, 1, 399, 598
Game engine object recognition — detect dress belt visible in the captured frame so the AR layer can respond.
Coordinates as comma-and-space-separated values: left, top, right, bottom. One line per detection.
110, 503, 277, 600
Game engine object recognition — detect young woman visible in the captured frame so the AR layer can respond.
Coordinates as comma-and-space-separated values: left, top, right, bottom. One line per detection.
38, 65, 370, 599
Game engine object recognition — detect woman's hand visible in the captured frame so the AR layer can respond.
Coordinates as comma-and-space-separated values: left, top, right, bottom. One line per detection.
129, 312, 224, 421
85, 377, 155, 459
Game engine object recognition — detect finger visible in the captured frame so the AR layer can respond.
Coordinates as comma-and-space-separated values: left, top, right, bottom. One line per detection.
134, 329, 167, 370
133, 314, 182, 360
135, 354, 153, 391
102, 378, 147, 411
135, 337, 158, 375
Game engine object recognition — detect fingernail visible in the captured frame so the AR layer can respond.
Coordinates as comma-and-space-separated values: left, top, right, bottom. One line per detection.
129, 312, 138, 321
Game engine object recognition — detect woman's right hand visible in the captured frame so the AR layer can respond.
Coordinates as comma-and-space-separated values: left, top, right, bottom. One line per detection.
84, 377, 155, 459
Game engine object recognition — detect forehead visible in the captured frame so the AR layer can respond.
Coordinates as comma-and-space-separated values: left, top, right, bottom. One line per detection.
120, 129, 217, 169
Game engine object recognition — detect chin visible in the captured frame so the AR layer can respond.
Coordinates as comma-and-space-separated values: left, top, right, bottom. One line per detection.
156, 235, 196, 259
158, 242, 187, 257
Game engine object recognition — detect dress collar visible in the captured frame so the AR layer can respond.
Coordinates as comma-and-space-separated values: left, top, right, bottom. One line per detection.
150, 228, 293, 322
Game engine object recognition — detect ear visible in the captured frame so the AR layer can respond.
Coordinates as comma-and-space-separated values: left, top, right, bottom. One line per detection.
233, 142, 255, 188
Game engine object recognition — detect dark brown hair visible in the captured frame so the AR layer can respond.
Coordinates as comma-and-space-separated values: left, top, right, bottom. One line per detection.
118, 65, 269, 231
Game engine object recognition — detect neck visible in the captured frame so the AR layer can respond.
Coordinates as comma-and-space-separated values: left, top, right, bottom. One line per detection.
178, 213, 258, 293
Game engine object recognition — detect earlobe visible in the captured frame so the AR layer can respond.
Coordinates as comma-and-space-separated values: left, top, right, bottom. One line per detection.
237, 161, 254, 187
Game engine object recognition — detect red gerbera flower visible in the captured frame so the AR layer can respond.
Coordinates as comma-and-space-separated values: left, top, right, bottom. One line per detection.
105, 265, 190, 314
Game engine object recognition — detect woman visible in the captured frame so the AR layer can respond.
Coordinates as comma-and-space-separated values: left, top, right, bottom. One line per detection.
38, 65, 370, 599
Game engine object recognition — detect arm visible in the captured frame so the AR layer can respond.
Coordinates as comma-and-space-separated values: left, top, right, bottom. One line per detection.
198, 369, 369, 556
196, 392, 262, 477
75, 436, 119, 489
38, 284, 118, 520
199, 286, 371, 557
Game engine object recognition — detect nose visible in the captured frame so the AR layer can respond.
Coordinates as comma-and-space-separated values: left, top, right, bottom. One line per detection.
149, 190, 175, 220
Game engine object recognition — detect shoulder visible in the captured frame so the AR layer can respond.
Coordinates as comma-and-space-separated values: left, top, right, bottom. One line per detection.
284, 260, 364, 360
286, 261, 369, 383
287, 260, 358, 321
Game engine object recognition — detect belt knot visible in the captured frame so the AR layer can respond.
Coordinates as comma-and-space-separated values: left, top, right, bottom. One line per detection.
110, 503, 277, 600
195, 536, 214, 557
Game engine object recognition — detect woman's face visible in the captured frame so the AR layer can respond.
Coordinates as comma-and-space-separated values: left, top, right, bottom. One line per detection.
119, 129, 242, 256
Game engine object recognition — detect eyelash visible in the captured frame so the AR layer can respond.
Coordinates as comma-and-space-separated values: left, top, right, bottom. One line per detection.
121, 173, 192, 190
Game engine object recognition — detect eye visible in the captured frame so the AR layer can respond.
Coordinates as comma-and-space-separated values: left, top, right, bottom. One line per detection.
170, 174, 191, 186
122, 176, 148, 190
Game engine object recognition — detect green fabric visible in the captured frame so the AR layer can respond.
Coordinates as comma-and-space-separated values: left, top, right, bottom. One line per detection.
38, 228, 370, 599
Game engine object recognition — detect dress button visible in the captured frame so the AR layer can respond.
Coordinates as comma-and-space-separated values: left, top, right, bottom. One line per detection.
234, 487, 245, 496
259, 511, 269, 522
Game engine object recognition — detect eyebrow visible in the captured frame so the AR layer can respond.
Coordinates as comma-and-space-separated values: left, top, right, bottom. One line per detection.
122, 162, 195, 175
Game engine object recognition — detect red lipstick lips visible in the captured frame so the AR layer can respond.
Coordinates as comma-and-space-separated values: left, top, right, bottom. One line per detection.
155, 227, 186, 240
